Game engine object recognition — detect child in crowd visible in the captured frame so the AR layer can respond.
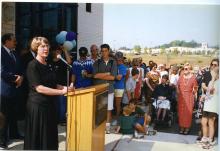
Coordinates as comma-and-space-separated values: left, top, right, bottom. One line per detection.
169, 66, 179, 88
122, 68, 140, 107
129, 99, 156, 135
169, 66, 179, 112
115, 106, 135, 135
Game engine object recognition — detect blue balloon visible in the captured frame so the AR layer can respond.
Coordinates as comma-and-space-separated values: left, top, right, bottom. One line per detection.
71, 40, 76, 48
56, 31, 67, 44
63, 41, 74, 51
60, 31, 67, 35
66, 32, 77, 41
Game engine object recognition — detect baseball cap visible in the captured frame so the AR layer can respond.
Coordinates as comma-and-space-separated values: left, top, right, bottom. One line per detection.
115, 51, 123, 60
79, 47, 88, 56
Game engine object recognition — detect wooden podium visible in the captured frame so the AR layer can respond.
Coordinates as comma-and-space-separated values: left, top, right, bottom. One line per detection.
66, 84, 109, 151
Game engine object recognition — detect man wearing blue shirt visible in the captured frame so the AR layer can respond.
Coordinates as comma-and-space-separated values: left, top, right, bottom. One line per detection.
114, 52, 127, 119
71, 47, 93, 88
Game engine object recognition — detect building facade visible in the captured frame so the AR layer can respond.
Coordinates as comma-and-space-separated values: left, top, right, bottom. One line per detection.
1, 2, 103, 60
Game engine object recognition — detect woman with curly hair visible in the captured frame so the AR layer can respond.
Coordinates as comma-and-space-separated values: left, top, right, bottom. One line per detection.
144, 62, 160, 115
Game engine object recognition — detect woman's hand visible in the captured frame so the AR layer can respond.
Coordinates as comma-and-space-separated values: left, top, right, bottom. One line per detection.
69, 82, 74, 88
61, 86, 68, 95
68, 86, 75, 92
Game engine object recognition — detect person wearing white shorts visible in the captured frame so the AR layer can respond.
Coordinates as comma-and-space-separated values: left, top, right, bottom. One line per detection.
114, 52, 127, 119
92, 44, 118, 133
114, 89, 124, 98
108, 93, 114, 111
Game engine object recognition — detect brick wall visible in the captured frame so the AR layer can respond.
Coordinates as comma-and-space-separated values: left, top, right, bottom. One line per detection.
1, 2, 16, 35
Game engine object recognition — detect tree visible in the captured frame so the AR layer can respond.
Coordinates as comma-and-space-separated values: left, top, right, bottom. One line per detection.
159, 40, 201, 48
196, 50, 201, 55
149, 48, 152, 54
133, 45, 141, 54
207, 50, 211, 55
119, 46, 130, 50
160, 48, 166, 54
144, 47, 148, 54
172, 48, 179, 55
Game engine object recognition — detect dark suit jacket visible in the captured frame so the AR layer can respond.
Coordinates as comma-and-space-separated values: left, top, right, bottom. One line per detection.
1, 46, 23, 98
21, 51, 35, 72
20, 51, 35, 94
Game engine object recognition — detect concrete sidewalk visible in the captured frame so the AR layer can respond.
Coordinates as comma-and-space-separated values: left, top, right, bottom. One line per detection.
7, 125, 218, 151
5, 103, 218, 151
105, 132, 218, 151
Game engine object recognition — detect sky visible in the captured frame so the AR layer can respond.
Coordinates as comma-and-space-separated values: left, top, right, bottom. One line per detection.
103, 4, 220, 49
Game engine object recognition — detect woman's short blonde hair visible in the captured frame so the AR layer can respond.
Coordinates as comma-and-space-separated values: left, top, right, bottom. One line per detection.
184, 63, 193, 70
31, 37, 49, 53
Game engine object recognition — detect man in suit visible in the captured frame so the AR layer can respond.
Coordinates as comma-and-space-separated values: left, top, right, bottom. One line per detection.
0, 33, 24, 149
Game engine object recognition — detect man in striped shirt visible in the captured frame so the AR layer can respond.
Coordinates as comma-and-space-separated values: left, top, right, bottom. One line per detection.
71, 47, 93, 88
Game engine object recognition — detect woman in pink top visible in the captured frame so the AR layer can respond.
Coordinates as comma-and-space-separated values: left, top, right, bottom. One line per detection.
177, 63, 198, 135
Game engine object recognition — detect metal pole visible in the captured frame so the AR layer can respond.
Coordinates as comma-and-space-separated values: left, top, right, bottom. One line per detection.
65, 66, 70, 151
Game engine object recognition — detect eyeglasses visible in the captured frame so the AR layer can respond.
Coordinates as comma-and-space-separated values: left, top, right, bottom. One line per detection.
211, 63, 218, 67
39, 44, 49, 49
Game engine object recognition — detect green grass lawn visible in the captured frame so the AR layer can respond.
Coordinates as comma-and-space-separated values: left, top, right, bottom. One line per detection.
125, 54, 216, 68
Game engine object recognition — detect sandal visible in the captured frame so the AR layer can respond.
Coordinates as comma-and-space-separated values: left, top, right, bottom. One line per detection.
183, 129, 190, 135
179, 130, 184, 134
179, 128, 184, 134
147, 130, 157, 136
202, 142, 212, 149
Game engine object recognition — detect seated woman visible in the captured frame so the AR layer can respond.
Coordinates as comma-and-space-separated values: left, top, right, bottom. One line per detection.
152, 75, 172, 121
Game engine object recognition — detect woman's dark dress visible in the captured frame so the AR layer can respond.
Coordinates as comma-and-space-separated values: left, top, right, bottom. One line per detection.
24, 59, 58, 150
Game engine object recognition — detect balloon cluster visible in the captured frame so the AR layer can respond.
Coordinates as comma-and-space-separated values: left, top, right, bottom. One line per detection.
56, 31, 77, 51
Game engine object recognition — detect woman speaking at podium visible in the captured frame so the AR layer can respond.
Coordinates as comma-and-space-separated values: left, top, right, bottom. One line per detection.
24, 37, 70, 150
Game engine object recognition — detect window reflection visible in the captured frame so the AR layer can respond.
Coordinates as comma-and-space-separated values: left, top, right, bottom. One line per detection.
16, 2, 77, 59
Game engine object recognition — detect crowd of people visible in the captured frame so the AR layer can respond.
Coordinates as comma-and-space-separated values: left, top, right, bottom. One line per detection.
0, 33, 219, 150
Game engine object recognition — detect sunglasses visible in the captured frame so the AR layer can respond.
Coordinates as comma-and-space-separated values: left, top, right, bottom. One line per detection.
211, 63, 218, 67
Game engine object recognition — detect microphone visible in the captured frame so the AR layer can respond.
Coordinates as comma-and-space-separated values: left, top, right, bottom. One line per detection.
57, 54, 72, 68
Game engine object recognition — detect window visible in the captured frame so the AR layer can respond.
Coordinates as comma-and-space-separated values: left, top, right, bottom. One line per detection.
86, 3, 91, 13
16, 2, 78, 60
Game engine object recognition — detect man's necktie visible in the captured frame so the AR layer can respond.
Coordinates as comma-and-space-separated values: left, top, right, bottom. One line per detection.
9, 51, 16, 63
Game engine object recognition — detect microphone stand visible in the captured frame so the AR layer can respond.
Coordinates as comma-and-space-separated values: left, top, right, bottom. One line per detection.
65, 65, 70, 151
56, 53, 72, 151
